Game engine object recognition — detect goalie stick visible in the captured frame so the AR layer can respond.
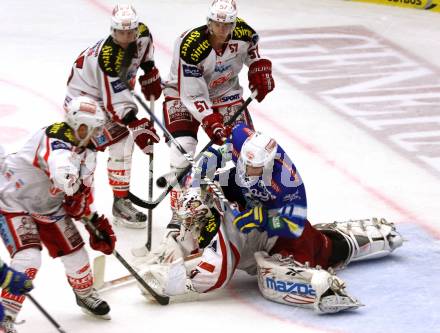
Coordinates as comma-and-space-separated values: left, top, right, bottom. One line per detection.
83, 215, 169, 305
127, 90, 257, 209
93, 256, 136, 292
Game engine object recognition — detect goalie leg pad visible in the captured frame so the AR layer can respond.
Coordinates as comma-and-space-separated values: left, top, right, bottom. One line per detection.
314, 217, 403, 268
255, 251, 362, 314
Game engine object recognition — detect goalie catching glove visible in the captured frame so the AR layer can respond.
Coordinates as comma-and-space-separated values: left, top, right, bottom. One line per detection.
85, 213, 116, 255
128, 118, 160, 155
248, 59, 274, 102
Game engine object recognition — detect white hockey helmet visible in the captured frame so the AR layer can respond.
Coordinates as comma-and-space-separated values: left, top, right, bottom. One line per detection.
240, 132, 278, 168
65, 96, 106, 142
111, 4, 139, 32
237, 131, 278, 186
207, 0, 237, 24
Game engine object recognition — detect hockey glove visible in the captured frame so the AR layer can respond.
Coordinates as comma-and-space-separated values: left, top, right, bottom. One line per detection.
63, 184, 92, 219
248, 59, 275, 102
201, 113, 226, 146
85, 214, 116, 255
139, 67, 162, 101
0, 264, 33, 296
232, 206, 268, 234
128, 118, 160, 155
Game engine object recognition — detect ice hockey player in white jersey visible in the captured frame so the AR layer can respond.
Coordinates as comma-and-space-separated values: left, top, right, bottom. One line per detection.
0, 257, 33, 332
0, 97, 117, 331
65, 4, 162, 228
162, 0, 275, 224
136, 125, 403, 314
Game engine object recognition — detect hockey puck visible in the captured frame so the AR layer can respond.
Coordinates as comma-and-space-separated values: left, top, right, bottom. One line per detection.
156, 176, 168, 188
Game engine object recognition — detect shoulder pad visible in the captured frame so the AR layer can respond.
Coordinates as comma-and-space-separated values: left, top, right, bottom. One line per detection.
46, 123, 78, 145
198, 209, 221, 248
98, 36, 126, 77
180, 26, 212, 65
232, 18, 258, 44
138, 22, 150, 38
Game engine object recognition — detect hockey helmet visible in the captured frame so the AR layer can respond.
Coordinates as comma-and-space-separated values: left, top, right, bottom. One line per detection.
65, 96, 106, 140
111, 4, 139, 31
207, 0, 237, 24
237, 131, 278, 186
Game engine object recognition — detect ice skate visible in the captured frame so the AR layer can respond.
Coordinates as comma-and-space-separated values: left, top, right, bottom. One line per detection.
112, 197, 147, 229
75, 289, 111, 320
0, 316, 17, 333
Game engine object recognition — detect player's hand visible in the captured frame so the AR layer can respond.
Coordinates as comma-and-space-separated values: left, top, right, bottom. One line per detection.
85, 214, 116, 255
232, 206, 268, 234
128, 118, 160, 155
63, 184, 92, 219
248, 59, 274, 102
201, 113, 226, 145
139, 67, 162, 101
0, 264, 33, 296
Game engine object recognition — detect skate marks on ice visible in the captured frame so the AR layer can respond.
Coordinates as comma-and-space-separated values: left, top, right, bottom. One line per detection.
227, 223, 440, 333
259, 26, 440, 179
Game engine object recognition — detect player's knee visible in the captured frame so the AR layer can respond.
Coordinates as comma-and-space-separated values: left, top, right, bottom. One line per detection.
10, 247, 42, 275
60, 246, 89, 274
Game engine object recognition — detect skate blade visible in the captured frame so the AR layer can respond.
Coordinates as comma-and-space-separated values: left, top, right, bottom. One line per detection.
113, 216, 146, 229
80, 307, 111, 320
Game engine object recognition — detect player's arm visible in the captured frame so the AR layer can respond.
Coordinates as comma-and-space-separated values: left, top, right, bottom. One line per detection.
240, 21, 274, 102
138, 24, 162, 101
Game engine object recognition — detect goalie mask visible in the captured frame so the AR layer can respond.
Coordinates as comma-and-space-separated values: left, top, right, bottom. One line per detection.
237, 131, 278, 187
65, 96, 106, 147
177, 188, 212, 229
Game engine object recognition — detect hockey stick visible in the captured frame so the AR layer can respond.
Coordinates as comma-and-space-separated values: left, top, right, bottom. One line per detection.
127, 90, 257, 209
27, 294, 68, 333
83, 216, 169, 305
146, 96, 154, 251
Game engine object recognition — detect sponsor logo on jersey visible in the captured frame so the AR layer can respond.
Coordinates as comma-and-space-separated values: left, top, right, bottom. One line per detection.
214, 63, 231, 73
111, 79, 127, 93
51, 140, 70, 151
245, 188, 273, 202
212, 93, 240, 105
209, 72, 233, 89
232, 19, 256, 41
265, 277, 316, 297
182, 64, 203, 78
283, 191, 301, 202
99, 38, 125, 76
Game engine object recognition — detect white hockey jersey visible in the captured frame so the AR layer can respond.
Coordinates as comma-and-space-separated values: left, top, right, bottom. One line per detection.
65, 23, 155, 124
163, 18, 264, 122
0, 123, 96, 215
